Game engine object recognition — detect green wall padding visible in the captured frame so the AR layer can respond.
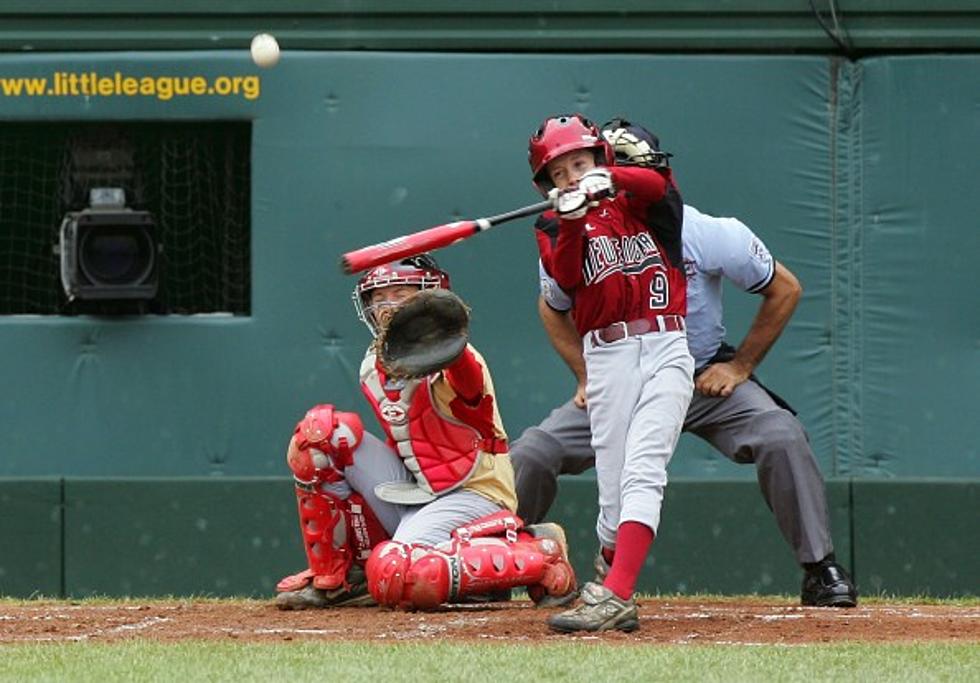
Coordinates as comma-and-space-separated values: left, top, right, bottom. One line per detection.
63, 478, 301, 598
851, 57, 980, 477
852, 480, 979, 597
2, 53, 974, 481
0, 477, 971, 598
0, 52, 837, 478
0, 479, 62, 598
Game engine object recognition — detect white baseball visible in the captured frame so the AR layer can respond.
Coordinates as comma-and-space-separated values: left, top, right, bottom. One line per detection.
250, 33, 280, 69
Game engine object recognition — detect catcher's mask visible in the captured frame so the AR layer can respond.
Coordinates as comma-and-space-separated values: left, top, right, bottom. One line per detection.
528, 113, 615, 196
600, 117, 673, 170
352, 253, 451, 336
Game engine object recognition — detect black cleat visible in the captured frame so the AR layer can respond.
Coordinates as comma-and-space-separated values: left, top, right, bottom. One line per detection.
801, 562, 858, 608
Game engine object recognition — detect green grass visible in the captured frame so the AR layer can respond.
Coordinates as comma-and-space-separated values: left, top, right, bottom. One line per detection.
7, 592, 976, 607
1, 641, 977, 683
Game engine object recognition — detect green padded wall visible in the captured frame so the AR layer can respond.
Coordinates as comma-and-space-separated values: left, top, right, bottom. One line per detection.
0, 52, 842, 478
852, 480, 978, 596
2, 52, 974, 480
851, 57, 980, 477
62, 479, 300, 598
0, 480, 62, 597
4, 478, 977, 599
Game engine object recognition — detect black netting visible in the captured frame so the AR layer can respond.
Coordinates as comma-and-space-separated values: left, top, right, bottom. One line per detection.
0, 122, 250, 315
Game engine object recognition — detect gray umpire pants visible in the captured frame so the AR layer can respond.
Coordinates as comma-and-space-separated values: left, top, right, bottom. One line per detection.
511, 379, 834, 565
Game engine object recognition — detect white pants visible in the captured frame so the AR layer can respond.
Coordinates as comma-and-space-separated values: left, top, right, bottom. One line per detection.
583, 330, 694, 549
343, 432, 503, 547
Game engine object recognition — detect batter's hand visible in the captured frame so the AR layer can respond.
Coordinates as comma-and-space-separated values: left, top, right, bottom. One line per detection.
549, 169, 615, 220
573, 382, 587, 409
695, 361, 751, 397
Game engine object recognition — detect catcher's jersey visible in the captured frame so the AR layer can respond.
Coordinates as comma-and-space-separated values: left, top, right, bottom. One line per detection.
540, 204, 775, 368
545, 165, 687, 337
359, 346, 517, 512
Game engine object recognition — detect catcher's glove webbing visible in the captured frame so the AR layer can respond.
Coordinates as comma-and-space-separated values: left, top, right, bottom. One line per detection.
378, 288, 470, 379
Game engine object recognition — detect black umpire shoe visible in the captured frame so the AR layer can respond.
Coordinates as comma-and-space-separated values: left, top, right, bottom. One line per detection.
801, 562, 858, 608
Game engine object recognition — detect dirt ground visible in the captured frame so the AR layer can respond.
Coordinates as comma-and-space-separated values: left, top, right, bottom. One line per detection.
2, 598, 978, 645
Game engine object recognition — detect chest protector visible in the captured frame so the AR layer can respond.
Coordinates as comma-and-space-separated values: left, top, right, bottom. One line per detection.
361, 358, 495, 498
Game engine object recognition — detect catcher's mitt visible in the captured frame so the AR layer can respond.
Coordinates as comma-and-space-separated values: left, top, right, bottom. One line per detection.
378, 288, 470, 379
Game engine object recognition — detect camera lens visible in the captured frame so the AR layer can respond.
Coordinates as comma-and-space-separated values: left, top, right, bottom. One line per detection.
79, 226, 155, 286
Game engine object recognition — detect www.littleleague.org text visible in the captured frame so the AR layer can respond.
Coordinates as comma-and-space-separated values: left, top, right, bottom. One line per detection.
0, 71, 261, 101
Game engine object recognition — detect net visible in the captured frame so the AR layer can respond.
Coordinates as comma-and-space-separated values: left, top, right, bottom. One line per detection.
0, 122, 251, 315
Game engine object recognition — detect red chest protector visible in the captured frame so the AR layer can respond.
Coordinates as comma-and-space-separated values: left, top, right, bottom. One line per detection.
360, 357, 502, 498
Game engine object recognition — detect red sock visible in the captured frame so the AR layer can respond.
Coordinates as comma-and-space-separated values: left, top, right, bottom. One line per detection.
602, 521, 654, 600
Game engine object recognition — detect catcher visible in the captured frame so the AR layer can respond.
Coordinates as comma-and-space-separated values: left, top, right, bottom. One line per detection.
275, 253, 576, 610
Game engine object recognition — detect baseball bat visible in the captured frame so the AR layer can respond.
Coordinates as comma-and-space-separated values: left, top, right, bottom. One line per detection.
340, 199, 553, 274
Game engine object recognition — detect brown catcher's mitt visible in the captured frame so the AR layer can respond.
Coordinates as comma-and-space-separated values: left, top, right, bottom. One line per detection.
378, 288, 470, 379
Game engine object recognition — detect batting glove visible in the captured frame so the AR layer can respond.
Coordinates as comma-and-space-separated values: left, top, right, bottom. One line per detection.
549, 169, 616, 220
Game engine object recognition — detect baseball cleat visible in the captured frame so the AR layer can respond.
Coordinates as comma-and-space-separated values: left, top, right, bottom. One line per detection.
276, 566, 375, 610
275, 583, 375, 610
547, 581, 639, 633
801, 562, 858, 608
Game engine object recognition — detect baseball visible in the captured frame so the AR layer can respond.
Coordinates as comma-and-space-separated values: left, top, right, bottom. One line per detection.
250, 33, 280, 69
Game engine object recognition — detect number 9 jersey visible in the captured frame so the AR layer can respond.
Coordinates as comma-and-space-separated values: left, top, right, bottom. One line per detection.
539, 164, 687, 337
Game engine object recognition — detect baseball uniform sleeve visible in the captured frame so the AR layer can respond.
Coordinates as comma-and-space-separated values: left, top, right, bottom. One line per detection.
697, 213, 775, 293
538, 259, 573, 312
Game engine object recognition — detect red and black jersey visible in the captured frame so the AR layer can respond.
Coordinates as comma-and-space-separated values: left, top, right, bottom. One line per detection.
537, 165, 687, 337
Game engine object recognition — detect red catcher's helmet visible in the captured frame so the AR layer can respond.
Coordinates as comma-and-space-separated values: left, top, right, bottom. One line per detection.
528, 114, 615, 196
352, 253, 451, 335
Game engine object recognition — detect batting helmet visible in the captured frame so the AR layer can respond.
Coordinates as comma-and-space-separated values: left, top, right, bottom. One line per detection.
352, 253, 451, 335
528, 114, 615, 196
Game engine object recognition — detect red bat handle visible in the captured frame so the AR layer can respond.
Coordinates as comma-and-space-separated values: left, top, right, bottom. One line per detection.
340, 221, 479, 274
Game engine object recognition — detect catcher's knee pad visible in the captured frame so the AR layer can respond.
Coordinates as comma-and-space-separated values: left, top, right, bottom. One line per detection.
366, 541, 456, 610
367, 541, 419, 608
287, 404, 365, 479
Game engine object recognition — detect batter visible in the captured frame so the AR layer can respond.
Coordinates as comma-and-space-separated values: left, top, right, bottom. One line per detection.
527, 114, 694, 632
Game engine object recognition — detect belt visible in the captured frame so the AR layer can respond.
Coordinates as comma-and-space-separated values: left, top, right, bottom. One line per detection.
592, 315, 685, 344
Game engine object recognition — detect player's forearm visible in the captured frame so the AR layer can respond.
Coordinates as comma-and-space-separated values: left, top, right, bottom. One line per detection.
538, 297, 586, 384
734, 261, 802, 373
443, 346, 485, 404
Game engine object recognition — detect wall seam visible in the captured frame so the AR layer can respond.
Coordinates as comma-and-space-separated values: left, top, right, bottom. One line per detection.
59, 477, 66, 599
850, 61, 865, 474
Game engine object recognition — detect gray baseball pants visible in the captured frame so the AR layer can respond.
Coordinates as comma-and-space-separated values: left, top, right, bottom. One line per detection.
341, 432, 503, 548
511, 379, 834, 564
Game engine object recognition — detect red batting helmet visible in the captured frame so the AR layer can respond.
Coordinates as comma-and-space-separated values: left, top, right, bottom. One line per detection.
528, 114, 615, 195
352, 253, 450, 335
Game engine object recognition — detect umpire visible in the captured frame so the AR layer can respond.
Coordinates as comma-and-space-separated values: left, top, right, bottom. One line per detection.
511, 120, 857, 608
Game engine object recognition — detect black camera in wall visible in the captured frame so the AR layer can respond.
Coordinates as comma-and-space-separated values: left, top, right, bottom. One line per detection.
58, 188, 158, 302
